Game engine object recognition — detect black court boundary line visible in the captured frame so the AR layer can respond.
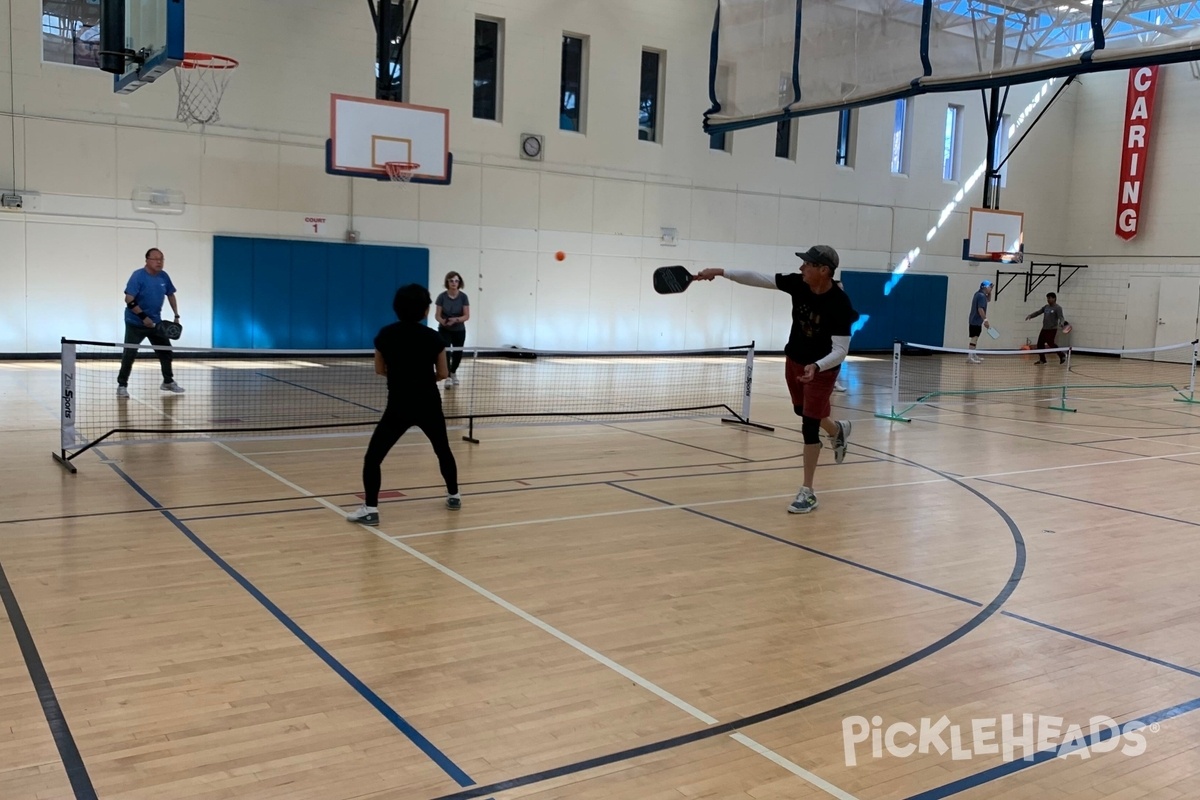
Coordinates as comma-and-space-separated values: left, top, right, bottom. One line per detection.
0, 416, 810, 527
432, 436, 1200, 799
756, 432, 1200, 679
0, 451, 818, 528
976, 476, 1200, 531
174, 456, 886, 524
427, 448, 1029, 800
0, 559, 97, 799
615, 450, 1200, 681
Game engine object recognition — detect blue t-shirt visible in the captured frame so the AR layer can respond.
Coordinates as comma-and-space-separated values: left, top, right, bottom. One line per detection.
969, 290, 988, 326
124, 268, 177, 325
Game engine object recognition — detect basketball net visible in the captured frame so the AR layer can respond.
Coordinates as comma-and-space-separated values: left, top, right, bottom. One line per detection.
383, 161, 420, 183
175, 52, 238, 126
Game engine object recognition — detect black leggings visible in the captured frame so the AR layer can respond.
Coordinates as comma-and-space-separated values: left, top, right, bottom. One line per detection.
362, 405, 458, 506
440, 328, 467, 374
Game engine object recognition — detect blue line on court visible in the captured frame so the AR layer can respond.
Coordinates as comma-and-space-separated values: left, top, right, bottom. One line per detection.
0, 559, 97, 799
902, 695, 1200, 799
94, 450, 474, 789
429, 451, 1028, 800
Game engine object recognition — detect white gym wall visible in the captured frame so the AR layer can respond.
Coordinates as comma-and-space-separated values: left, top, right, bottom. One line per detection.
1, 0, 1194, 354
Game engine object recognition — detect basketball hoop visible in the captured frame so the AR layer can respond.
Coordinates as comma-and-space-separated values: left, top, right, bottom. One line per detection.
383, 161, 420, 183
175, 52, 238, 126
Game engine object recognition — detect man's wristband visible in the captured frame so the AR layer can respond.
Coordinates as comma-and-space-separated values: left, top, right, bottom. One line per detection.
137, 311, 150, 321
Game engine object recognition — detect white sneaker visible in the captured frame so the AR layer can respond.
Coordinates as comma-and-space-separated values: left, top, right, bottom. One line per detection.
116, 386, 129, 398
833, 380, 847, 393
831, 420, 851, 464
161, 381, 185, 393
788, 487, 818, 514
346, 505, 379, 525
450, 375, 460, 387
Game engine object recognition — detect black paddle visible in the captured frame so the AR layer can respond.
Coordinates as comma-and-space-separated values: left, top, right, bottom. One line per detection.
652, 265, 694, 294
157, 320, 183, 340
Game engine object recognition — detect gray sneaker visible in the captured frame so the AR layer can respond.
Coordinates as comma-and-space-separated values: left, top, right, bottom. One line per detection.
832, 420, 851, 464
161, 381, 185, 393
346, 505, 379, 525
116, 386, 129, 398
788, 488, 818, 514
446, 495, 462, 510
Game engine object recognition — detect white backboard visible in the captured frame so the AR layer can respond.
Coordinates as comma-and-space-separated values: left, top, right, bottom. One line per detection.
966, 207, 1024, 262
327, 94, 451, 184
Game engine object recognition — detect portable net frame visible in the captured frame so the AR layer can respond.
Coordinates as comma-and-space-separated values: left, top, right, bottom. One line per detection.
52, 339, 770, 472
877, 340, 1200, 422
175, 52, 238, 126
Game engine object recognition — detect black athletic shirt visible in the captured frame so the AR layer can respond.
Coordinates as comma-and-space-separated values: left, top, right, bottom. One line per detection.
374, 322, 445, 406
774, 273, 858, 365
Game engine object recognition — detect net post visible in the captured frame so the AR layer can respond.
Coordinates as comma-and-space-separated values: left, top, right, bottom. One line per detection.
874, 340, 912, 423
1175, 340, 1200, 405
741, 342, 754, 420
1049, 347, 1077, 413
52, 338, 78, 473
720, 342, 774, 432
462, 348, 480, 443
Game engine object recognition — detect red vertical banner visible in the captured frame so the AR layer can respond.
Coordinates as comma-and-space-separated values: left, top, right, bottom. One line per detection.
1115, 66, 1160, 240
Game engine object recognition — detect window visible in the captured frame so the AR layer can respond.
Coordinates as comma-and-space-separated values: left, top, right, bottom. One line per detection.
42, 0, 101, 67
639, 49, 665, 142
473, 17, 503, 121
775, 119, 793, 159
995, 114, 1011, 187
890, 98, 911, 174
943, 104, 963, 181
560, 35, 587, 132
835, 108, 856, 167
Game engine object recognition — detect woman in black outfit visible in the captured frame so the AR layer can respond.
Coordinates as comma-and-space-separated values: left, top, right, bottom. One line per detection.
347, 284, 461, 525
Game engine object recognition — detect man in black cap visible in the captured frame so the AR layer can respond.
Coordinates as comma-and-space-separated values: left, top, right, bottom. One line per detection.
696, 246, 857, 515
967, 280, 993, 364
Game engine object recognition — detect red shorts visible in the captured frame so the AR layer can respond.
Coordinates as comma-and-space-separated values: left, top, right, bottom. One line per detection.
784, 357, 839, 419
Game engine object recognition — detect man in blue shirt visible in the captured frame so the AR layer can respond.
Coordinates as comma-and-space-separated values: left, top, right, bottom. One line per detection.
967, 280, 992, 364
117, 248, 184, 396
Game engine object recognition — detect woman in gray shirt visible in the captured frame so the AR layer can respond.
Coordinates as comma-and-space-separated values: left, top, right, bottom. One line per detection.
434, 271, 470, 386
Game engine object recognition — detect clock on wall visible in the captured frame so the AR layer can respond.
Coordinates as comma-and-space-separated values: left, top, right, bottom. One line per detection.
520, 133, 544, 161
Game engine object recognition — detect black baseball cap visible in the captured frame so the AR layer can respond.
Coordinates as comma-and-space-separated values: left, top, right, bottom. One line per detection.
795, 245, 839, 272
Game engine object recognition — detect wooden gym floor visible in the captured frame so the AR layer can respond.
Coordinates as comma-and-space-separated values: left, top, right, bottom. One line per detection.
3, 353, 1200, 799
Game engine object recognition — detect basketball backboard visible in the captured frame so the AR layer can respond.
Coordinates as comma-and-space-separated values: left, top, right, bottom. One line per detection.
326, 94, 452, 185
99, 0, 185, 94
964, 207, 1024, 262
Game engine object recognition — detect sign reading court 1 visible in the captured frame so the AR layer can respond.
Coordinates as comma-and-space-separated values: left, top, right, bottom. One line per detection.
304, 216, 327, 235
